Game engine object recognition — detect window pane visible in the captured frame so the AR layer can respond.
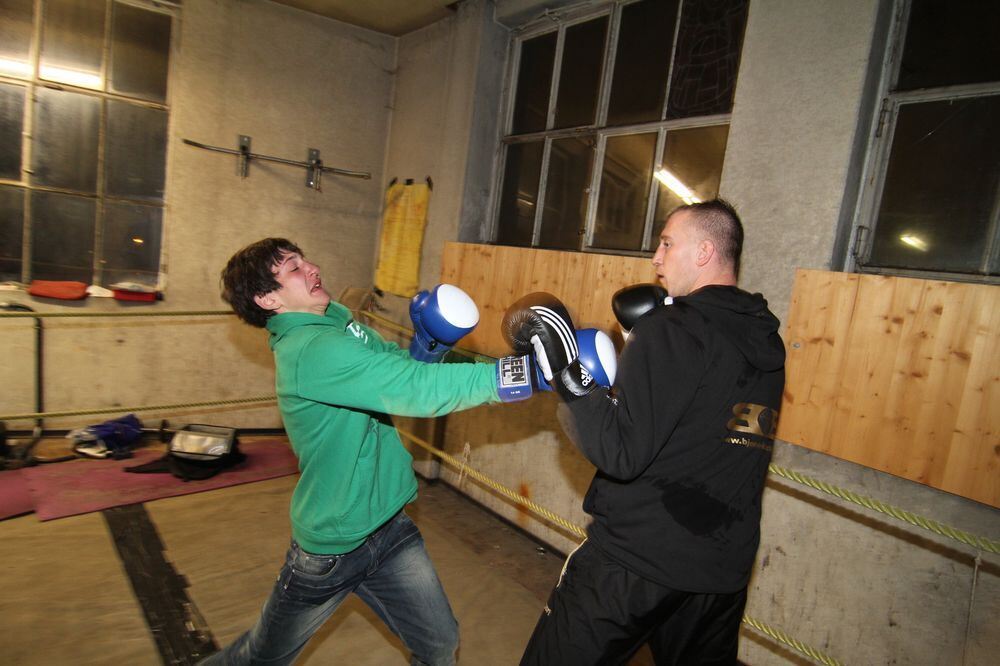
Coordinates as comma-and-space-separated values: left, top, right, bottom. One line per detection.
0, 185, 24, 281
593, 132, 657, 251
0, 0, 35, 79
40, 0, 105, 90
31, 87, 100, 192
606, 0, 680, 127
30, 189, 96, 283
666, 0, 748, 120
897, 0, 1000, 91
651, 124, 729, 249
496, 141, 545, 246
512, 32, 557, 135
553, 17, 607, 129
106, 100, 167, 201
110, 2, 171, 103
0, 83, 25, 179
539, 136, 595, 250
870, 96, 1000, 274
101, 201, 161, 287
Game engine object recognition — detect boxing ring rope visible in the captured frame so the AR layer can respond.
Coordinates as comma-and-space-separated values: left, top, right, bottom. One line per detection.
4, 308, 997, 665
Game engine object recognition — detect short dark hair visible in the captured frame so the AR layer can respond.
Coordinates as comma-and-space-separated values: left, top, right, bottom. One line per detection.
221, 238, 303, 327
669, 198, 744, 275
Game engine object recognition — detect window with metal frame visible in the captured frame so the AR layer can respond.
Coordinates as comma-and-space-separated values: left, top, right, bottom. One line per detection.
0, 0, 173, 289
850, 0, 1000, 282
492, 0, 747, 254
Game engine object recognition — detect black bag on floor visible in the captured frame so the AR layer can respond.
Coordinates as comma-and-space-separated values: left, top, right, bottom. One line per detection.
126, 425, 246, 481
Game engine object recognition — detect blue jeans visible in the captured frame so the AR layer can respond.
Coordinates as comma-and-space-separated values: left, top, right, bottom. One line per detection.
202, 510, 458, 665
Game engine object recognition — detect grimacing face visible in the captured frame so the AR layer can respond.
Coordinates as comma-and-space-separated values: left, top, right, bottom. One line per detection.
259, 251, 331, 315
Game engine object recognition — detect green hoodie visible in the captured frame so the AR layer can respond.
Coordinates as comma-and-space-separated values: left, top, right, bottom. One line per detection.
266, 301, 499, 554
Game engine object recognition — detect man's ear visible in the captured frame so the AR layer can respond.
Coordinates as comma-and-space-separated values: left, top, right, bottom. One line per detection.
695, 239, 716, 267
254, 291, 281, 313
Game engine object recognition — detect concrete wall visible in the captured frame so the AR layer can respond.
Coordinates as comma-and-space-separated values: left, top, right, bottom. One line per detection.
3, 0, 997, 663
0, 0, 395, 431
420, 1, 1000, 665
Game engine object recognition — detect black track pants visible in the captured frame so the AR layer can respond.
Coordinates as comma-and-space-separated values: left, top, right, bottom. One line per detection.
520, 540, 747, 666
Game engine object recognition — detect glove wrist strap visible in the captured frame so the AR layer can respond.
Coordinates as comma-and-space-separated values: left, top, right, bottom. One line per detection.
496, 355, 533, 402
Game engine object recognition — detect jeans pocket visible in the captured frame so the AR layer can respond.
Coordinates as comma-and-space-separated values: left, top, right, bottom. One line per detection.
289, 543, 341, 579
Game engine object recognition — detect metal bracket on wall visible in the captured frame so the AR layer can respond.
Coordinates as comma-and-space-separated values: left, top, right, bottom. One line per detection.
182, 135, 371, 190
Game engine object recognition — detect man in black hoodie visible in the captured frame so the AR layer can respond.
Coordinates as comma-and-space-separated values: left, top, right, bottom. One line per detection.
520, 199, 785, 665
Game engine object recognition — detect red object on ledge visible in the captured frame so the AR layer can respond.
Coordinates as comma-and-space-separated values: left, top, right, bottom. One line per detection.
28, 280, 88, 300
112, 289, 159, 302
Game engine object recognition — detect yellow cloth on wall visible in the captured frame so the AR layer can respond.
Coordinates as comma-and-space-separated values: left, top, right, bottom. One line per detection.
374, 181, 430, 297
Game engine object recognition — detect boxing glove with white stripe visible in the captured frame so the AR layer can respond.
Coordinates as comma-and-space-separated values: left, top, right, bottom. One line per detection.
502, 293, 601, 401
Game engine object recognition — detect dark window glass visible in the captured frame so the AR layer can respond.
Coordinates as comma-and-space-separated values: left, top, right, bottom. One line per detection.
30, 189, 96, 283
110, 2, 171, 103
869, 95, 1000, 274
896, 0, 1000, 91
106, 101, 168, 201
650, 124, 729, 249
666, 0, 748, 119
496, 142, 545, 246
0, 83, 25, 179
606, 0, 680, 126
0, 185, 24, 281
39, 0, 105, 89
0, 0, 35, 79
512, 32, 557, 134
553, 17, 608, 129
539, 136, 595, 249
101, 201, 162, 287
593, 132, 657, 250
31, 87, 100, 192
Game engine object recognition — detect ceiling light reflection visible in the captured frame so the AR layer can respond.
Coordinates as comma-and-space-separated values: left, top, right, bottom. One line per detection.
654, 168, 701, 205
899, 234, 928, 251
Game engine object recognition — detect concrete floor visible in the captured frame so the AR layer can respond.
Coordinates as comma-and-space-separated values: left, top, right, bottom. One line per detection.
0, 437, 658, 665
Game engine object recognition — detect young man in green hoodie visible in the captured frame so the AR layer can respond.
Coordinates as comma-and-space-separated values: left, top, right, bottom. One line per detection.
205, 238, 530, 666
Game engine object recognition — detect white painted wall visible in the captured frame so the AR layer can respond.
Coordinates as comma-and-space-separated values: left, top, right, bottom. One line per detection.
1, 0, 395, 431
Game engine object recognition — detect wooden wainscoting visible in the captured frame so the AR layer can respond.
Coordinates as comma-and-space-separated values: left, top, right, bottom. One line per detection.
440, 242, 655, 357
778, 269, 998, 507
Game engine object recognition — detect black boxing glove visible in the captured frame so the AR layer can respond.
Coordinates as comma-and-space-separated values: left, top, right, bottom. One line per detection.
501, 293, 598, 401
611, 284, 670, 336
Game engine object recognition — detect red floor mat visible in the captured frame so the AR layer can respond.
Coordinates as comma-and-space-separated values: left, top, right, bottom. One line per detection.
0, 469, 34, 520
19, 439, 299, 521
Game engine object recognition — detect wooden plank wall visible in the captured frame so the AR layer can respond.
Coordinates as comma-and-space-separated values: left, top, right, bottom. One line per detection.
440, 242, 655, 357
778, 269, 999, 507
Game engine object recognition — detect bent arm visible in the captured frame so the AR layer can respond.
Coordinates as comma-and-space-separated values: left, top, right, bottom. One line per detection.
562, 317, 703, 480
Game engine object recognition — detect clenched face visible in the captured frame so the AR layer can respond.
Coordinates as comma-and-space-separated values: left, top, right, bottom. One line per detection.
261, 251, 331, 315
652, 210, 701, 297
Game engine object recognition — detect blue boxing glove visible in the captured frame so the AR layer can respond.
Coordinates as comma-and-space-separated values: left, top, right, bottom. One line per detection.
409, 284, 480, 362
575, 328, 617, 387
533, 328, 617, 394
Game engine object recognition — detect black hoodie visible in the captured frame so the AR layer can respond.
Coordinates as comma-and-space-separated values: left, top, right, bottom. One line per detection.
562, 284, 785, 593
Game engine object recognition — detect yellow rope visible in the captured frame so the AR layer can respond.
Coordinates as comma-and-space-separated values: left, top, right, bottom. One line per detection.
395, 426, 839, 665
0, 396, 275, 421
741, 615, 842, 666
0, 310, 234, 318
397, 427, 587, 540
768, 463, 999, 554
357, 311, 1000, 557
354, 310, 490, 361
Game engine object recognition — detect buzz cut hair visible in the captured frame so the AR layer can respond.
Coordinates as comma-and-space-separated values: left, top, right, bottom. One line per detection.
669, 198, 744, 276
